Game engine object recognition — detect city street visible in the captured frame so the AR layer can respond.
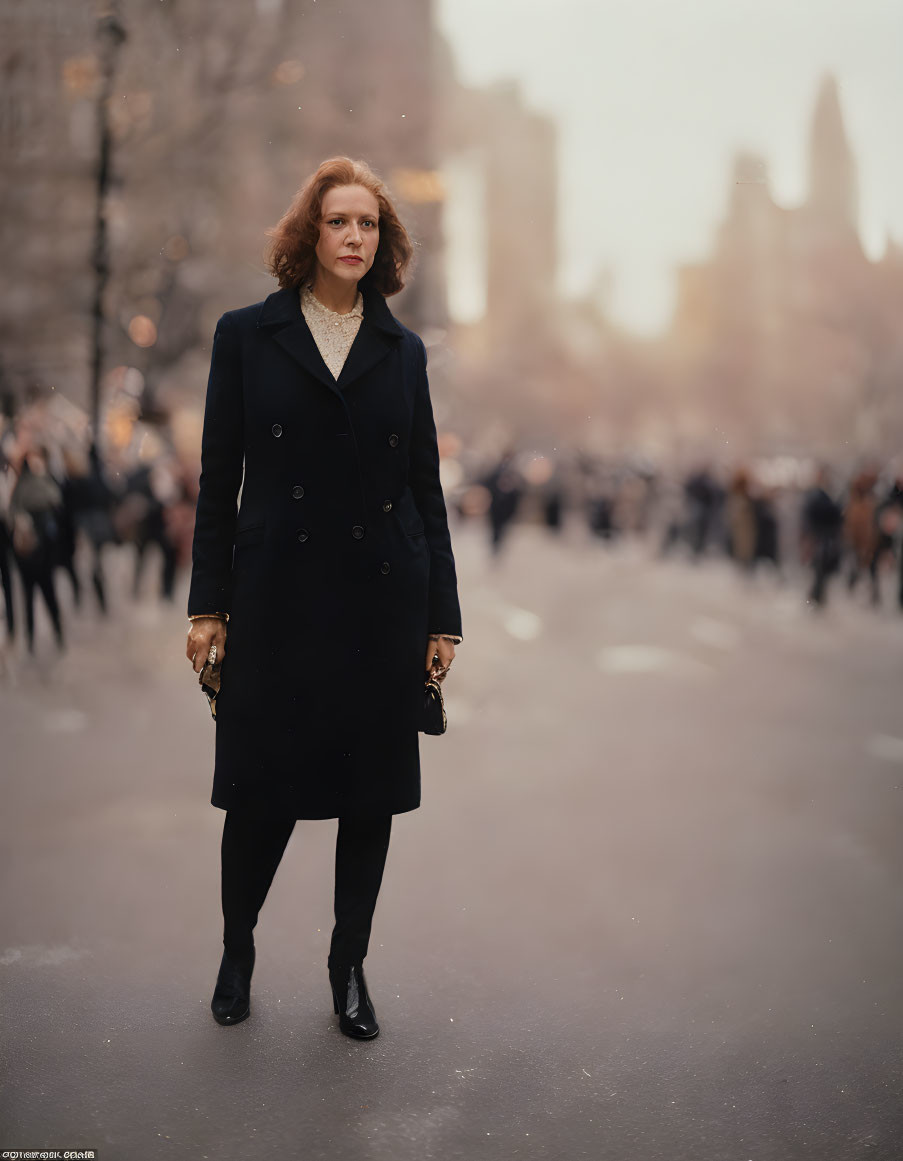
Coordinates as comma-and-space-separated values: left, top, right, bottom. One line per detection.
2, 518, 902, 1160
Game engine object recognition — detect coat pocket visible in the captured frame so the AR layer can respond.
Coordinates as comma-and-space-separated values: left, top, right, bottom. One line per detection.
234, 522, 265, 547
394, 493, 425, 538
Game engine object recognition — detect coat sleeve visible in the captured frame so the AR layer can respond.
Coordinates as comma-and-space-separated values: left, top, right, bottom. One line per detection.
187, 312, 244, 618
408, 336, 463, 641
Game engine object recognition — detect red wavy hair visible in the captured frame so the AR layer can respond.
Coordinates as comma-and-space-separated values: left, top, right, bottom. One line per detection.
264, 156, 415, 296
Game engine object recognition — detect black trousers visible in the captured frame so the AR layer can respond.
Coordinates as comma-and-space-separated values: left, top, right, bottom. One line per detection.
220, 809, 392, 970
15, 548, 64, 652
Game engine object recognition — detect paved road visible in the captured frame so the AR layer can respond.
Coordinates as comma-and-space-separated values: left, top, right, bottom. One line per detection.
2, 521, 902, 1160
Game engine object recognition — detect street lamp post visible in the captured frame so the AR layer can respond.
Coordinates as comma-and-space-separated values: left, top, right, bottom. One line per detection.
90, 2, 126, 437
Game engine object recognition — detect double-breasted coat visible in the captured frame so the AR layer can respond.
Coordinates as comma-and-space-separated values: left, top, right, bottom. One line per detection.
188, 281, 463, 819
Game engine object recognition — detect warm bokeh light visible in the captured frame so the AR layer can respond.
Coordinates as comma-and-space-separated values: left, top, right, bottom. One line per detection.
62, 55, 100, 98
272, 59, 305, 85
437, 431, 462, 459
103, 396, 139, 449
523, 455, 554, 486
391, 168, 446, 204
458, 482, 491, 516
127, 315, 157, 348
162, 234, 190, 261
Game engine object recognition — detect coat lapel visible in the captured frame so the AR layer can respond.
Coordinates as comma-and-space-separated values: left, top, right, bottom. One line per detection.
257, 282, 403, 398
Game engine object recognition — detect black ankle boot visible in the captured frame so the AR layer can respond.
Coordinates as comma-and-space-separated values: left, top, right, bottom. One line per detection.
211, 947, 255, 1026
328, 961, 379, 1039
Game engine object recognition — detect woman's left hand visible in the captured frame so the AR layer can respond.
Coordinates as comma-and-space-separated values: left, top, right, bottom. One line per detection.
425, 635, 456, 683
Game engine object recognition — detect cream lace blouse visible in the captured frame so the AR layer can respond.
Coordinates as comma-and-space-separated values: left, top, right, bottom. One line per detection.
299, 283, 364, 381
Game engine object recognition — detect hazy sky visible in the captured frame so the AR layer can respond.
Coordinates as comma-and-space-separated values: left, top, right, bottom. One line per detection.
436, 0, 903, 335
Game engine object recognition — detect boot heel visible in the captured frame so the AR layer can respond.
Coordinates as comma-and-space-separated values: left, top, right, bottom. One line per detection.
328, 962, 380, 1039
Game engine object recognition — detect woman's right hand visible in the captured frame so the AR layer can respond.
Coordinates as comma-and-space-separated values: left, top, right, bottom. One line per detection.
186, 617, 227, 673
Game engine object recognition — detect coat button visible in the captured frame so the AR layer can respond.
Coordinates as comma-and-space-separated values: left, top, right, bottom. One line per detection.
352, 525, 365, 539
382, 500, 393, 512
272, 423, 283, 438
388, 433, 399, 447
297, 528, 309, 542
380, 561, 391, 574
292, 485, 305, 499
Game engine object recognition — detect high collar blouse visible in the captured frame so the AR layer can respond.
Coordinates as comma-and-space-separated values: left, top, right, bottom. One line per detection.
299, 283, 364, 382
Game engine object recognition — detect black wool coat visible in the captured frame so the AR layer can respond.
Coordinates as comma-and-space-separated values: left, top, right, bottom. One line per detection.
188, 281, 463, 819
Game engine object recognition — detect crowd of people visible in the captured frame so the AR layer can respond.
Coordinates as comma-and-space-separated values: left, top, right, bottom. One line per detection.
463, 448, 903, 612
0, 401, 197, 656
2, 400, 902, 658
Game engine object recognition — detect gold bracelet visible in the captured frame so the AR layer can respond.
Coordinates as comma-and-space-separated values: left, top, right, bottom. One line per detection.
188, 612, 229, 623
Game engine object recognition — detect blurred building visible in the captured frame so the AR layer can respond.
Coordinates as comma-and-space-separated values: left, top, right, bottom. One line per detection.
0, 4, 97, 411
434, 44, 572, 445
667, 73, 903, 458
438, 72, 558, 353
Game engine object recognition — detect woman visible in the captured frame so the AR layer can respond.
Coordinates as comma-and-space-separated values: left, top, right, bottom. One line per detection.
10, 446, 66, 654
185, 157, 462, 1040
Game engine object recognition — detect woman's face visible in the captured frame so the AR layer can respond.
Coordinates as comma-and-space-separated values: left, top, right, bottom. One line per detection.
314, 184, 380, 288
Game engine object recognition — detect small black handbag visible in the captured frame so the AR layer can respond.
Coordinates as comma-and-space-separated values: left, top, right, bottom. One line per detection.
421, 676, 447, 735
199, 660, 222, 719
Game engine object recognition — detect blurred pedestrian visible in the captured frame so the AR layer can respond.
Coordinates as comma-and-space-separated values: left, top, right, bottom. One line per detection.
800, 465, 843, 609
482, 447, 523, 556
185, 157, 463, 1040
541, 463, 565, 534
53, 449, 82, 608
9, 446, 65, 653
61, 443, 118, 616
0, 448, 16, 643
872, 475, 903, 610
843, 468, 880, 605
656, 475, 686, 558
127, 442, 180, 603
588, 489, 615, 540
684, 462, 721, 560
725, 467, 757, 572
752, 486, 782, 576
